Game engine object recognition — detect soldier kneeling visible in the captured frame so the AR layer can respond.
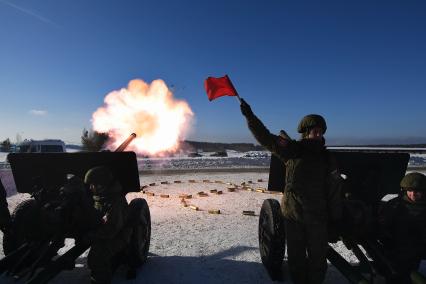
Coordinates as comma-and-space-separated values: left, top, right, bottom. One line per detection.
378, 172, 426, 284
84, 166, 132, 284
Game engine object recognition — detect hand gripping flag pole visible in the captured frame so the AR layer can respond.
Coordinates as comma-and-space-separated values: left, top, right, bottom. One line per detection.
204, 75, 241, 103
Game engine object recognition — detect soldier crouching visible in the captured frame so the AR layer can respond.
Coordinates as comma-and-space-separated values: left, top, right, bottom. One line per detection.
378, 172, 426, 284
84, 166, 132, 284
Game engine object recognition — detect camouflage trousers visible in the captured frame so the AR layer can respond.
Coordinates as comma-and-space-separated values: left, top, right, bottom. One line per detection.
88, 230, 132, 284
285, 218, 328, 284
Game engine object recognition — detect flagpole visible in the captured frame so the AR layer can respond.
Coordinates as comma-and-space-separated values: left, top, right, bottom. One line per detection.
224, 75, 242, 104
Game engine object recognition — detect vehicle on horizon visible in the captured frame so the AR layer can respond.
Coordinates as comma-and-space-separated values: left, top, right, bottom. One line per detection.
17, 139, 66, 153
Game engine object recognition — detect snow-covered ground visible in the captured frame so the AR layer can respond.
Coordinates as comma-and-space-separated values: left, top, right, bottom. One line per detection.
0, 171, 349, 283
0, 149, 426, 283
409, 153, 426, 168
1, 169, 425, 284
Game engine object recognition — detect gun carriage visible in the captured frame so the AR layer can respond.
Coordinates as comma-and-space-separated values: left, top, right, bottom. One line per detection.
259, 151, 426, 283
0, 148, 150, 283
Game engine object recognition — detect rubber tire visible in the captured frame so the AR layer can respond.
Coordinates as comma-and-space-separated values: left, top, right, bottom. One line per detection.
258, 198, 286, 281
3, 199, 41, 255
127, 198, 151, 267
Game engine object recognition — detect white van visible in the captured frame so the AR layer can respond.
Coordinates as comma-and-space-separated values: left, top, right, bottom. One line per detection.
17, 139, 66, 153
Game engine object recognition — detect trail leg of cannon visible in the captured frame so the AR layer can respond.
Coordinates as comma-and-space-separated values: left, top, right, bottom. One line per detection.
326, 245, 369, 284
25, 242, 90, 284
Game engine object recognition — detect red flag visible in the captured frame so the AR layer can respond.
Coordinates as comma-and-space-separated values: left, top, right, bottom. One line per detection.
204, 75, 238, 101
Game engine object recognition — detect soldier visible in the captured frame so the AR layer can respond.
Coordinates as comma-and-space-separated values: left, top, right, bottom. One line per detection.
0, 178, 11, 234
84, 166, 132, 284
378, 172, 426, 284
240, 99, 341, 284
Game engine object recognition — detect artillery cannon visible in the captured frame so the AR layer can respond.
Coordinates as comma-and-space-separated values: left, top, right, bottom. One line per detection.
0, 139, 150, 283
259, 151, 426, 283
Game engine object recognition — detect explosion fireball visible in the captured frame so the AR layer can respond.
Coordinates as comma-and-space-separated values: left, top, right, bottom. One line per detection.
92, 79, 193, 156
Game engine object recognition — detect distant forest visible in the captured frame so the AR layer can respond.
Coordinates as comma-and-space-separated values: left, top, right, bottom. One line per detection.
66, 140, 265, 152
328, 144, 426, 148
66, 141, 426, 153
180, 142, 426, 153
179, 140, 265, 152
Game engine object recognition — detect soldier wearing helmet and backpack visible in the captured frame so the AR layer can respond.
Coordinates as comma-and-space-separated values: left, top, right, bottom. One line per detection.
84, 166, 132, 284
240, 99, 342, 284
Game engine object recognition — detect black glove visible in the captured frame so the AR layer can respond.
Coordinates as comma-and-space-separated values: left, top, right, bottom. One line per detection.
240, 98, 254, 117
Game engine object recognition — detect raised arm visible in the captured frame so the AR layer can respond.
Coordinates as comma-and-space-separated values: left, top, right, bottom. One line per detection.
240, 98, 299, 160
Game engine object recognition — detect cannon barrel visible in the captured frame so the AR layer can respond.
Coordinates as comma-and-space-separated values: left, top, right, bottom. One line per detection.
114, 133, 137, 152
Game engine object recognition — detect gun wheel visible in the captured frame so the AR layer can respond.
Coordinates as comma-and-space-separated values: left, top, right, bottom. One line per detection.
3, 199, 41, 255
258, 198, 286, 281
128, 198, 151, 267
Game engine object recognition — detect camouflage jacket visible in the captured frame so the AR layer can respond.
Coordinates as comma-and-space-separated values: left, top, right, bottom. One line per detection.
244, 112, 341, 224
91, 181, 129, 240
379, 194, 426, 251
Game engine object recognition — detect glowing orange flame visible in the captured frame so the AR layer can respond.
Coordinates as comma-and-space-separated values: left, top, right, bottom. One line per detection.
92, 79, 193, 156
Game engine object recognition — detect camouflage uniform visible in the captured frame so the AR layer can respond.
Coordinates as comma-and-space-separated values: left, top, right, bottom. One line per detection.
0, 178, 11, 233
378, 172, 426, 284
85, 167, 131, 284
241, 100, 339, 284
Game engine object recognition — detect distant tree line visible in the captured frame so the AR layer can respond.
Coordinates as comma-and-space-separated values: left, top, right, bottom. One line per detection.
180, 140, 265, 153
78, 131, 265, 153
0, 131, 110, 152
330, 144, 426, 148
2, 130, 425, 154
81, 129, 109, 152
0, 138, 11, 152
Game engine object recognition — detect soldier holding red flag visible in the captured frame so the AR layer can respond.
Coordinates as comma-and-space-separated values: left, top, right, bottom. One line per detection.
205, 75, 341, 284
241, 99, 334, 284
239, 99, 335, 284
205, 76, 341, 284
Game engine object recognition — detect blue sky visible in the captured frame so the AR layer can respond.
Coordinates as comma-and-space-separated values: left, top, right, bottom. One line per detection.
0, 0, 425, 145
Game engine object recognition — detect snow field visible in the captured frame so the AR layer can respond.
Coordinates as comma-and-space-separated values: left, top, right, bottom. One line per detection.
1, 171, 425, 283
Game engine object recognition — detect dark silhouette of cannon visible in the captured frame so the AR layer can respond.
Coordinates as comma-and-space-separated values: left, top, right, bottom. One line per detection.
259, 151, 426, 283
0, 134, 150, 284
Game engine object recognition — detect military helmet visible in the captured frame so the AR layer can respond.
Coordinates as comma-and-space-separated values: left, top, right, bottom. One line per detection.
400, 172, 426, 191
84, 166, 114, 188
297, 114, 327, 134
